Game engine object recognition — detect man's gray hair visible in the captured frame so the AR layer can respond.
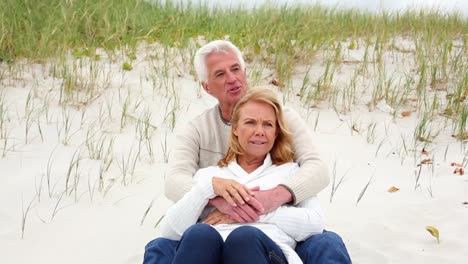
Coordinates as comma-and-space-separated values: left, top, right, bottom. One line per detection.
194, 40, 246, 83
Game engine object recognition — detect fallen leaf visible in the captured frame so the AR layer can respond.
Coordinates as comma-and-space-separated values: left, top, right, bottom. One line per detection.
388, 186, 400, 193
420, 159, 433, 165
425, 226, 440, 243
450, 162, 462, 167
270, 79, 283, 87
454, 167, 464, 175
401, 111, 412, 117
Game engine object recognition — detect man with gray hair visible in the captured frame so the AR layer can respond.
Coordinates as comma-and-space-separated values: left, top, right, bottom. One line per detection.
144, 40, 351, 263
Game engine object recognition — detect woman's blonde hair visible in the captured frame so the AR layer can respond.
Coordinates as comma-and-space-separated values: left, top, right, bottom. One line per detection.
218, 86, 294, 167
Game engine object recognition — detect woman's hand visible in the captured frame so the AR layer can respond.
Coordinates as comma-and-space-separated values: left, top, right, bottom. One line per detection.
212, 177, 254, 207
203, 209, 238, 225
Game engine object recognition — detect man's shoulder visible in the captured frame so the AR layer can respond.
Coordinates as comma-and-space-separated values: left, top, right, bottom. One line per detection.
188, 106, 219, 126
193, 105, 217, 119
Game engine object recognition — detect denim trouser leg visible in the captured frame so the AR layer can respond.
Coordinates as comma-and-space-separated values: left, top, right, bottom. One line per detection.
224, 226, 288, 264
143, 224, 223, 264
172, 223, 224, 264
143, 237, 178, 264
295, 230, 352, 264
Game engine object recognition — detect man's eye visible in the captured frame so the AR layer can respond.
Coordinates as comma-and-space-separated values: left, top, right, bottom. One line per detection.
215, 73, 224, 77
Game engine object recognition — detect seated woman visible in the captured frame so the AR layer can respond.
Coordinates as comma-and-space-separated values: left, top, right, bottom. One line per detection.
145, 87, 325, 264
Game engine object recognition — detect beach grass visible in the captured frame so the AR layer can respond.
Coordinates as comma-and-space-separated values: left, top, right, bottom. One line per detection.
1, 0, 466, 62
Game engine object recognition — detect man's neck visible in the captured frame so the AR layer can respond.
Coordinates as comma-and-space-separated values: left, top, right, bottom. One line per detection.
218, 104, 234, 123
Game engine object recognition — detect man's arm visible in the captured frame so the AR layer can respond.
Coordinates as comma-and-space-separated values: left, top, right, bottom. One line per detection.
282, 108, 329, 204
165, 122, 200, 202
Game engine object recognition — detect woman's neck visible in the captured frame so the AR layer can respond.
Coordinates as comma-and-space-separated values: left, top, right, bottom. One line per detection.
237, 155, 266, 173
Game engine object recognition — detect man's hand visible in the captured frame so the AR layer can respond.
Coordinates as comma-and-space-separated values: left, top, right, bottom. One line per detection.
252, 185, 293, 214
212, 177, 254, 207
208, 191, 264, 223
203, 209, 238, 225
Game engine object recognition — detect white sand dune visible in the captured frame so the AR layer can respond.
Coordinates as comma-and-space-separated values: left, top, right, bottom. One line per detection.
0, 40, 467, 264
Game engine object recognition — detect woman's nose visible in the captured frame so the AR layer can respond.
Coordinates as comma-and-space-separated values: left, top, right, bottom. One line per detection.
254, 125, 265, 136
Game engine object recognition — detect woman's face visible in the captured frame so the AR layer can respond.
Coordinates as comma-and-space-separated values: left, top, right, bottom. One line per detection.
233, 100, 277, 160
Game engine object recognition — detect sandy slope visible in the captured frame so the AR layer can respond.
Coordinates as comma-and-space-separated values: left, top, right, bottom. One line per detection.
0, 40, 467, 264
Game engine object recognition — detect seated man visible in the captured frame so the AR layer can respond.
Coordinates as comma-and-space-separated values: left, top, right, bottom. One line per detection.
151, 40, 351, 263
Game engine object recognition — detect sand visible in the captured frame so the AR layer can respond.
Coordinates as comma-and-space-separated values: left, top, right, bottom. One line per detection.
0, 39, 467, 264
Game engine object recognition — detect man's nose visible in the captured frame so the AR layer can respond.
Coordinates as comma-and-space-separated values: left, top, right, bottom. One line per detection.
225, 70, 236, 83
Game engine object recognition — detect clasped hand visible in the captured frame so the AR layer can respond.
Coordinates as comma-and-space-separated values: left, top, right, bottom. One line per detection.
208, 177, 264, 223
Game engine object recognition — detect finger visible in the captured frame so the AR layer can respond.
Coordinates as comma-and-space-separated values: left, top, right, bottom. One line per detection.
222, 192, 237, 207
229, 187, 246, 205
227, 210, 243, 223
246, 197, 265, 214
238, 203, 259, 221
203, 217, 216, 225
233, 206, 253, 222
203, 212, 220, 224
236, 185, 254, 202
217, 217, 233, 225
203, 214, 217, 224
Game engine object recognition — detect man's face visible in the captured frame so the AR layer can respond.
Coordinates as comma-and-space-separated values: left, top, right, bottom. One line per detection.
202, 50, 248, 107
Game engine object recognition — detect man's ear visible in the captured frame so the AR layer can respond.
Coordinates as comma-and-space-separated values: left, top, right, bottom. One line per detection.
201, 82, 210, 94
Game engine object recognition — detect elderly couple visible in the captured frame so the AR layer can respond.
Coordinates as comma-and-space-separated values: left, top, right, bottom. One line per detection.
143, 40, 351, 264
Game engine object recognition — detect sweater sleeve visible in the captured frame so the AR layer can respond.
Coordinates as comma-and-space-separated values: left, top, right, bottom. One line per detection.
159, 173, 215, 240
165, 121, 200, 202
258, 197, 324, 241
282, 108, 330, 204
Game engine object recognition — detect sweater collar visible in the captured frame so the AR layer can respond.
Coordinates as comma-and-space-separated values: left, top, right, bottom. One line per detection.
217, 104, 231, 126
227, 153, 273, 179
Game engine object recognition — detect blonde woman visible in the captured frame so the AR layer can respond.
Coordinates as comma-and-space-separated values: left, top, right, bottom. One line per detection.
145, 88, 328, 264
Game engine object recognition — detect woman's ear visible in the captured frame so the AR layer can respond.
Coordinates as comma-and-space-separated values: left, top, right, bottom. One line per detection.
233, 125, 238, 136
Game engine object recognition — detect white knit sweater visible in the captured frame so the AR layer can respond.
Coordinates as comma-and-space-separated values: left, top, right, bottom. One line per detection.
166, 105, 329, 204
160, 154, 325, 264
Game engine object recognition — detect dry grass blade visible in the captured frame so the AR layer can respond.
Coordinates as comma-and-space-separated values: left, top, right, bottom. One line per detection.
356, 175, 374, 205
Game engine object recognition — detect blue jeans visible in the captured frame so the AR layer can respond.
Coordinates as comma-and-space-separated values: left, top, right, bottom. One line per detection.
144, 224, 287, 264
296, 230, 351, 264
144, 224, 351, 264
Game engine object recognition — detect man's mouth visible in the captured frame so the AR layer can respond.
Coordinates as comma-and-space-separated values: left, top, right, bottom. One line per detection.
228, 86, 241, 93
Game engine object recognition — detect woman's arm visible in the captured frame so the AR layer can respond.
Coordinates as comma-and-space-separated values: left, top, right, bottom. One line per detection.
159, 174, 216, 240
258, 197, 324, 241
